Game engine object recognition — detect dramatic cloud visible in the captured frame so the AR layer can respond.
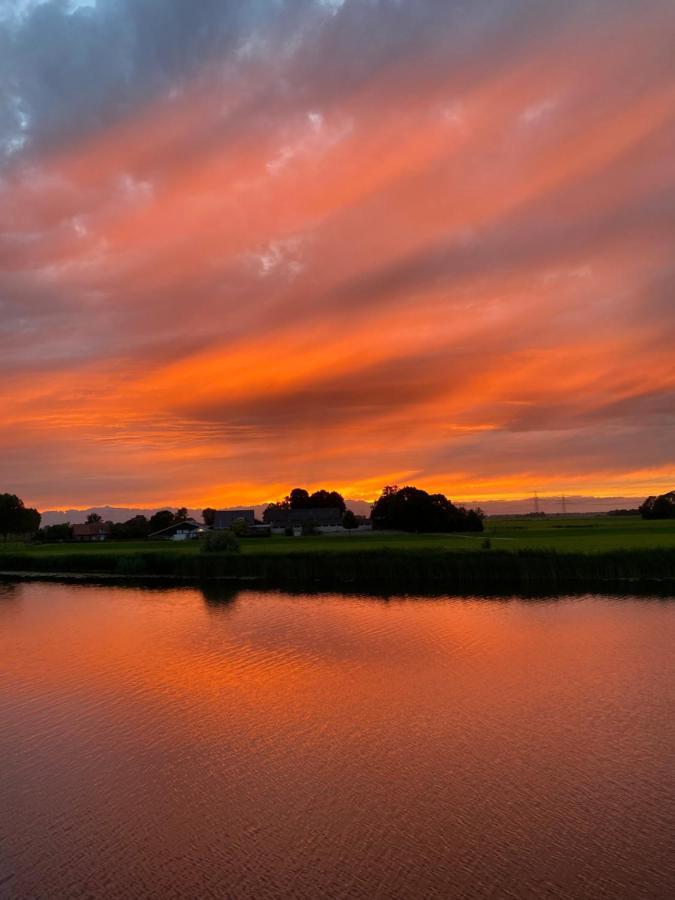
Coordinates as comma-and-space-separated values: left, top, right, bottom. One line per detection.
1, 0, 675, 508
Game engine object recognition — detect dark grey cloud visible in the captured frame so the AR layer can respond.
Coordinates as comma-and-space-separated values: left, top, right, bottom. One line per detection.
0, 0, 312, 160
1, 0, 656, 165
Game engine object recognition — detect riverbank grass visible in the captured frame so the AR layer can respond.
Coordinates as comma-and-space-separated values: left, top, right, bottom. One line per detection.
2, 517, 675, 587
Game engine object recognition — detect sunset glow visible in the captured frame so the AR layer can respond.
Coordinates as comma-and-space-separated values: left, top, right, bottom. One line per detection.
2, 0, 675, 510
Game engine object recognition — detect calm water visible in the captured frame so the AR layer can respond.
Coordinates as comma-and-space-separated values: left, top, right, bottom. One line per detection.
1, 581, 674, 900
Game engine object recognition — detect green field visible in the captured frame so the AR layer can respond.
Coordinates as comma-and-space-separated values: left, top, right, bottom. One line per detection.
2, 517, 675, 589
3, 516, 675, 557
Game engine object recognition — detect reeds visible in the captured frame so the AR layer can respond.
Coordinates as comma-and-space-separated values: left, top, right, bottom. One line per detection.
2, 547, 675, 589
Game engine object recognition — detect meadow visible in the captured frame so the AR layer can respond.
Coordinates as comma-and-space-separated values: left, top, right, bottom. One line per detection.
2, 516, 675, 589
4, 515, 675, 556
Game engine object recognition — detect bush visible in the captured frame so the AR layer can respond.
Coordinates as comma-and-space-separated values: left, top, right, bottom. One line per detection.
230, 519, 249, 536
481, 538, 492, 550
200, 530, 240, 553
284, 526, 295, 537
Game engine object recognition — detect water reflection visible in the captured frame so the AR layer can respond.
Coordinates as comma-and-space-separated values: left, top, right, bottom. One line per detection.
199, 582, 239, 611
0, 578, 19, 599
0, 580, 673, 900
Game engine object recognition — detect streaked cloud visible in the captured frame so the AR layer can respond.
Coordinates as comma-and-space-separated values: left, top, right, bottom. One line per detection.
1, 0, 675, 508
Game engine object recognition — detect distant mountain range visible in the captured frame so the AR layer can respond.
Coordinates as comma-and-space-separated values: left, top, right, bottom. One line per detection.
39, 496, 642, 526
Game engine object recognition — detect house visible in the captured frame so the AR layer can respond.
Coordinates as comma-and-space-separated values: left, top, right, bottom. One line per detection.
213, 509, 256, 530
72, 522, 111, 542
149, 518, 205, 541
266, 507, 343, 528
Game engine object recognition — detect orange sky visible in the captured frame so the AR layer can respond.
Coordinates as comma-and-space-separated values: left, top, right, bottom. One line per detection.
1, 0, 675, 510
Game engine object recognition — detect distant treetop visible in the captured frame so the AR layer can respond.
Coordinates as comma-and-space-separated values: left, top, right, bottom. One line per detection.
371, 485, 483, 533
0, 493, 41, 538
640, 491, 675, 520
263, 487, 346, 524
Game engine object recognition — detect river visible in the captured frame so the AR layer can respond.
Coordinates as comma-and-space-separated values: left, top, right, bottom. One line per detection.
1, 580, 673, 899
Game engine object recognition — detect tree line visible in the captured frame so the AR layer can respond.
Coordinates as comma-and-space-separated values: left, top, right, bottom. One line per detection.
10, 486, 675, 542
2, 486, 488, 540
260, 485, 483, 532
639, 491, 675, 519
34, 507, 196, 542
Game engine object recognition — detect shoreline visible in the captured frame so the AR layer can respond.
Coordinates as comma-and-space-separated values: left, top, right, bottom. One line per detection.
2, 545, 675, 594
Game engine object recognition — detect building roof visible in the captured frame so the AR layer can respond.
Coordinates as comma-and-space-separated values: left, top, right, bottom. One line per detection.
267, 507, 343, 525
72, 522, 111, 536
148, 518, 204, 539
214, 509, 256, 529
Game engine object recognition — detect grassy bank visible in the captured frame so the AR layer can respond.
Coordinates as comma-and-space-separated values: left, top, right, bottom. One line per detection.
2, 517, 675, 589
2, 545, 675, 590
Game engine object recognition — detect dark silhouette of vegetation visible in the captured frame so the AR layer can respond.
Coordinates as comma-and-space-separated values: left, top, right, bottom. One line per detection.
371, 486, 483, 533
640, 491, 675, 520
607, 508, 641, 516
35, 523, 72, 542
261, 506, 279, 524
0, 494, 41, 540
86, 512, 103, 524
307, 489, 346, 512
201, 530, 240, 553
110, 515, 151, 540
148, 509, 178, 533
202, 508, 216, 527
263, 487, 346, 523
147, 508, 192, 533
230, 518, 250, 536
288, 488, 311, 509
3, 546, 675, 590
342, 510, 358, 530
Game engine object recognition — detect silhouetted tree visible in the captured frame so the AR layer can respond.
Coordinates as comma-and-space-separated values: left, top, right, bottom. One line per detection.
464, 509, 485, 532
288, 488, 311, 509
640, 491, 675, 519
202, 508, 216, 527
35, 523, 72, 542
371, 485, 483, 533
342, 510, 358, 530
175, 507, 189, 521
21, 507, 41, 534
262, 502, 284, 524
0, 493, 41, 539
264, 487, 346, 522
149, 509, 176, 533
110, 515, 150, 540
86, 512, 103, 524
310, 489, 346, 512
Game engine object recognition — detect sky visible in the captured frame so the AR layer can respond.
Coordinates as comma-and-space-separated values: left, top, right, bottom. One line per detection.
1, 0, 675, 512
